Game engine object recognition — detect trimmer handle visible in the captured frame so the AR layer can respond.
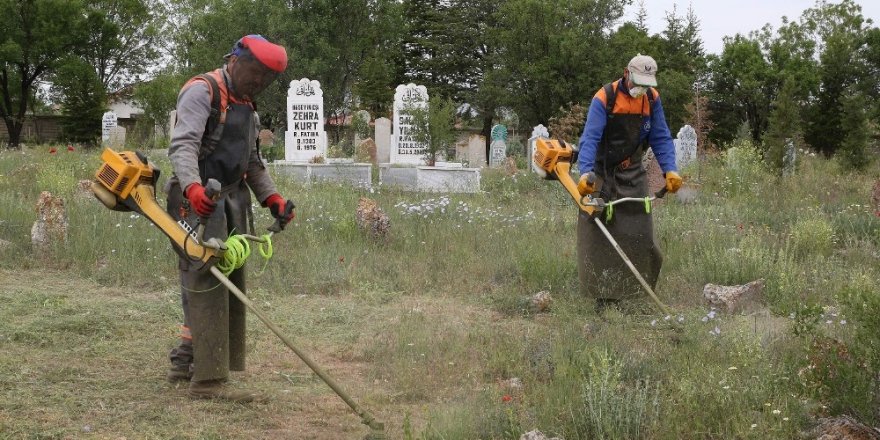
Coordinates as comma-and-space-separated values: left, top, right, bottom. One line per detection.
267, 200, 296, 233
655, 187, 668, 199
196, 178, 222, 243
204, 179, 222, 202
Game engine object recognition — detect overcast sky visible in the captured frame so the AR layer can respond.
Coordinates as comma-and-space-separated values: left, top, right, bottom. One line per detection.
633, 0, 880, 54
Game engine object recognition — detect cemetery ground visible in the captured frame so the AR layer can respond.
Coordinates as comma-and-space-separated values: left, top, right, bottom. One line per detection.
1, 144, 879, 440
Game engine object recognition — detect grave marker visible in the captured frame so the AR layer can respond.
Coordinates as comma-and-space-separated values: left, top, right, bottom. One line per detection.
391, 84, 429, 165
489, 124, 508, 168
284, 78, 327, 162
101, 111, 117, 146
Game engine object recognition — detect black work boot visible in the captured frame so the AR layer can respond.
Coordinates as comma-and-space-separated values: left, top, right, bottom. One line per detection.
187, 379, 264, 403
166, 364, 193, 382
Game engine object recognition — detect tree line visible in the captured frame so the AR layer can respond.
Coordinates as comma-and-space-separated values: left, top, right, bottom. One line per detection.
1, 0, 877, 169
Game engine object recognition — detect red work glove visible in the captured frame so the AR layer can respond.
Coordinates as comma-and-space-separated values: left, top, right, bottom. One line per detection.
264, 193, 295, 227
185, 183, 217, 217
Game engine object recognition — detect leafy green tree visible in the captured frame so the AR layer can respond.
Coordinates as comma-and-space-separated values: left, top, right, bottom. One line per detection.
402, 0, 504, 157
408, 96, 457, 166
82, 0, 162, 91
52, 58, 106, 144
133, 71, 185, 146
493, 0, 628, 127
837, 88, 870, 170
800, 0, 873, 157
763, 77, 802, 172
707, 35, 772, 145
0, 0, 89, 148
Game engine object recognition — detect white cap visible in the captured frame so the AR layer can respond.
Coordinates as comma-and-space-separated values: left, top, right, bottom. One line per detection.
627, 54, 658, 87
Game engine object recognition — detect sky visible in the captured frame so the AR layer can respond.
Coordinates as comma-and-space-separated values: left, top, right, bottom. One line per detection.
633, 0, 880, 54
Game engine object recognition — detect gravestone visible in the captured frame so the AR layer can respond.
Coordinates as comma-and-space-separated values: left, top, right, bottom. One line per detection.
258, 129, 275, 148
167, 110, 177, 140
489, 124, 508, 168
528, 124, 550, 175
391, 83, 429, 165
674, 125, 697, 169
467, 134, 487, 168
108, 126, 126, 148
375, 117, 392, 163
783, 139, 797, 177
353, 110, 371, 147
642, 149, 665, 195
356, 138, 377, 164
31, 191, 68, 254
284, 78, 327, 162
101, 111, 118, 146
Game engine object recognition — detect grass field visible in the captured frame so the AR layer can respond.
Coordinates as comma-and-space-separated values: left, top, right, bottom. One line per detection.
0, 143, 878, 439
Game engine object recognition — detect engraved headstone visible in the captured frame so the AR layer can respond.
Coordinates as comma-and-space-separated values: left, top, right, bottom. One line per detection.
284, 78, 327, 162
101, 111, 118, 145
528, 124, 550, 175
375, 117, 391, 163
489, 124, 508, 168
674, 125, 697, 169
391, 84, 429, 165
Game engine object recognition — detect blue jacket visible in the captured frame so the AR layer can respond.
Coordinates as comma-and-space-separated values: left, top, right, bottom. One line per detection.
577, 79, 677, 174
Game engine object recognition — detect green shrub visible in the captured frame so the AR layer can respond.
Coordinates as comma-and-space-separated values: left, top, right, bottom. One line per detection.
788, 216, 835, 258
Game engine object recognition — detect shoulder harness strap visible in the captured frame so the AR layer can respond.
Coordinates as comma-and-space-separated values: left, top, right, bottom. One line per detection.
603, 82, 617, 117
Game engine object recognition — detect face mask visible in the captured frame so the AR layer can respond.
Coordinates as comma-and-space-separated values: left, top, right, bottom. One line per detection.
629, 86, 647, 98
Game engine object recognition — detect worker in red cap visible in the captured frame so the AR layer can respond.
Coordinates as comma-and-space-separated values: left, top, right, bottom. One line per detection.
164, 34, 294, 402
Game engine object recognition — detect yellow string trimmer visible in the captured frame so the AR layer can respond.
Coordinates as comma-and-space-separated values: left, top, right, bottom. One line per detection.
533, 138, 672, 315
91, 148, 385, 439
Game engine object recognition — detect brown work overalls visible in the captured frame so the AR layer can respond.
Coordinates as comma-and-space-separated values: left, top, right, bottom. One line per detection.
577, 81, 663, 303
166, 71, 256, 382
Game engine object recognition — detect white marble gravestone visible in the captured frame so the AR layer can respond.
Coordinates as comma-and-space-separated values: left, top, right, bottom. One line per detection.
101, 111, 118, 146
375, 117, 392, 163
391, 83, 429, 165
674, 125, 697, 169
284, 78, 327, 162
528, 124, 550, 175
489, 124, 508, 168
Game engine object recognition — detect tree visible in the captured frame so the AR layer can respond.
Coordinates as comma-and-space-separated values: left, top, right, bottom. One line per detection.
837, 88, 870, 170
763, 77, 802, 172
82, 0, 162, 91
707, 35, 772, 145
408, 96, 457, 166
493, 0, 628, 127
0, 0, 89, 148
684, 85, 714, 152
133, 71, 185, 145
52, 58, 107, 145
800, 0, 874, 157
402, 0, 504, 159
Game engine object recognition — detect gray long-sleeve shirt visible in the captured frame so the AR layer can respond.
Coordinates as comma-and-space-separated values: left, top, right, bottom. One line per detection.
167, 69, 277, 203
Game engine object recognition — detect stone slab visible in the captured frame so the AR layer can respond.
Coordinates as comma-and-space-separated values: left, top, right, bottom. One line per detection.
379, 165, 480, 193
273, 162, 372, 186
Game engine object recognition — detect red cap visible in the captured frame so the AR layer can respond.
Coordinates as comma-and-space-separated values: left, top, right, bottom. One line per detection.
230, 35, 288, 73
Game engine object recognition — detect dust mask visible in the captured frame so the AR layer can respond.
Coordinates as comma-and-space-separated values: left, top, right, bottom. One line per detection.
629, 86, 647, 98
